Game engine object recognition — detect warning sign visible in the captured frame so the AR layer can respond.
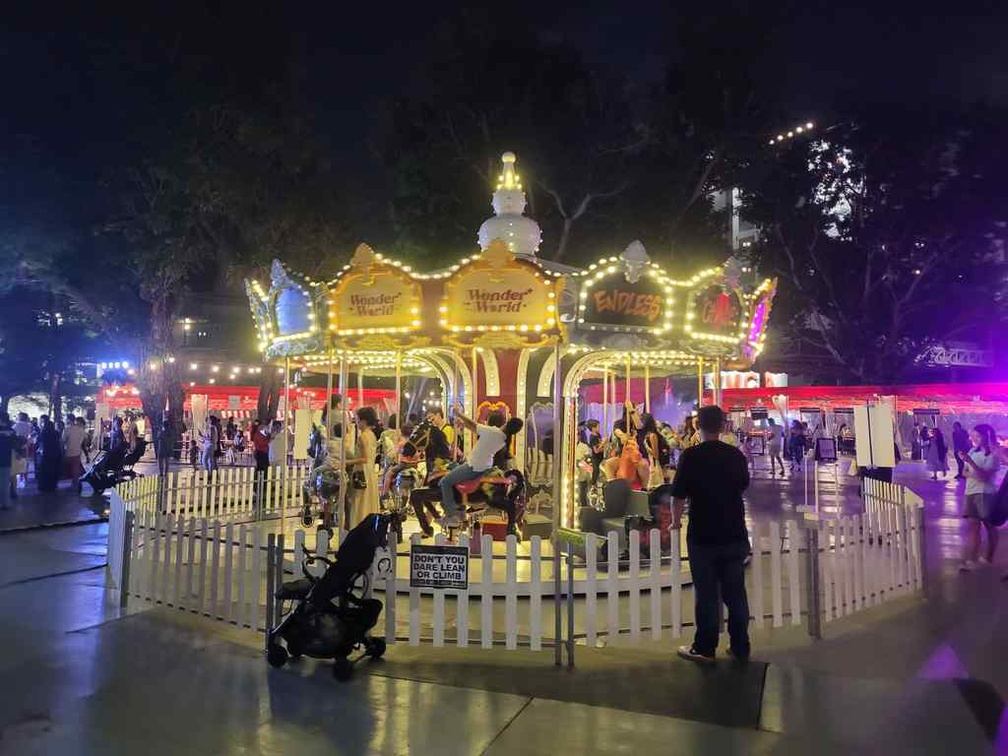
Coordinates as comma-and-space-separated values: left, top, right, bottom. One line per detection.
409, 544, 469, 590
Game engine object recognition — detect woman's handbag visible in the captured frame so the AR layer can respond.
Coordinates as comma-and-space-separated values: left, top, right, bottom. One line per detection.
351, 469, 368, 490
646, 457, 665, 490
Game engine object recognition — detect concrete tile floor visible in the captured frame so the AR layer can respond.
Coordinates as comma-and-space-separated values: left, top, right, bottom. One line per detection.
760, 664, 992, 754
0, 484, 107, 533
0, 463, 1003, 755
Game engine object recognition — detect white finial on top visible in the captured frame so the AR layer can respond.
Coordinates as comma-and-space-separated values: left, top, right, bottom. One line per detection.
496, 151, 521, 191
478, 151, 542, 258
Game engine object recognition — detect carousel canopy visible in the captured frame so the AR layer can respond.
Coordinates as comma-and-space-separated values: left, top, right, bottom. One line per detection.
246, 238, 567, 361
244, 150, 776, 370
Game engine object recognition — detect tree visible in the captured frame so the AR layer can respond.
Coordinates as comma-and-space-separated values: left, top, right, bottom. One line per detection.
741, 107, 1008, 382
375, 9, 780, 270
375, 17, 645, 266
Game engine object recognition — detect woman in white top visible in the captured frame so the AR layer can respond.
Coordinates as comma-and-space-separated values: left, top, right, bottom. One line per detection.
958, 424, 1001, 571
346, 407, 380, 529
766, 417, 785, 478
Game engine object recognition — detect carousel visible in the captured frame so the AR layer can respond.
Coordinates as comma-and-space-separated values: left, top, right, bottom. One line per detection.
244, 151, 776, 552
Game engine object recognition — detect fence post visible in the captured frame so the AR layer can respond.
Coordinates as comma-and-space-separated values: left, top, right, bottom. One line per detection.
566, 540, 575, 669
804, 525, 822, 640
916, 494, 929, 597
553, 538, 562, 667
265, 533, 276, 653
120, 511, 134, 609
273, 533, 285, 637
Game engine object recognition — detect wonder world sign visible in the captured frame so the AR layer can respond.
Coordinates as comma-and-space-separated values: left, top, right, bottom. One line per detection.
442, 240, 553, 333
331, 244, 422, 334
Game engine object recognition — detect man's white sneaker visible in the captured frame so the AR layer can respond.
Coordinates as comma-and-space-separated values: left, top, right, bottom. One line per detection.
959, 560, 979, 572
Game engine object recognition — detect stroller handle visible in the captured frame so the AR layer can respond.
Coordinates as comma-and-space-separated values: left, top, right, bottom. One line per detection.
301, 544, 333, 576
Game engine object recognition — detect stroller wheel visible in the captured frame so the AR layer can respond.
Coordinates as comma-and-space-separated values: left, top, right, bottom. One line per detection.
368, 637, 387, 659
266, 643, 288, 668
332, 657, 353, 681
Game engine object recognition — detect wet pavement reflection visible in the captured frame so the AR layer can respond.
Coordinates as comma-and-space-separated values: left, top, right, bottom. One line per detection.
0, 460, 1002, 755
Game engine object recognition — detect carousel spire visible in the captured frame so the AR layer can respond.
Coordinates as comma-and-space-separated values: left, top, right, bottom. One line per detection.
478, 151, 542, 259
496, 151, 521, 191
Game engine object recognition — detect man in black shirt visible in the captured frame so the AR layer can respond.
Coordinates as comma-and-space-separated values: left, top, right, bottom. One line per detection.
671, 405, 751, 664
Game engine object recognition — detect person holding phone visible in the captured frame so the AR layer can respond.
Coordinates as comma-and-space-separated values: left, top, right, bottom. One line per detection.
958, 424, 1001, 571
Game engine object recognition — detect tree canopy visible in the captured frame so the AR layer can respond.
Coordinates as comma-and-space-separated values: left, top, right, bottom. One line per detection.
4, 6, 1007, 394
740, 106, 1008, 382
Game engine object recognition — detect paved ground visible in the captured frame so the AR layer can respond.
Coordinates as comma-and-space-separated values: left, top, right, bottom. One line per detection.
1, 458, 1005, 754
0, 484, 107, 533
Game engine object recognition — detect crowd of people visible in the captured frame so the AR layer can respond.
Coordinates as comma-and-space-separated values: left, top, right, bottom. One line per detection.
0, 410, 94, 506
573, 407, 826, 505
272, 398, 524, 532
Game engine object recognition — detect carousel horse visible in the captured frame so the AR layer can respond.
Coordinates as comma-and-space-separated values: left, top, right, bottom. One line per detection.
301, 462, 343, 531
379, 440, 424, 544
301, 424, 337, 529
404, 420, 526, 538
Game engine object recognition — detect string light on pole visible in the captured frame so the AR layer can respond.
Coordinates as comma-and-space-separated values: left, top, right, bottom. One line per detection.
768, 121, 815, 146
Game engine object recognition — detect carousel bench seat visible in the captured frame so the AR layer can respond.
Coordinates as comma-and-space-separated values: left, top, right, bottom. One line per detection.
522, 513, 552, 539
479, 514, 510, 541
602, 490, 651, 553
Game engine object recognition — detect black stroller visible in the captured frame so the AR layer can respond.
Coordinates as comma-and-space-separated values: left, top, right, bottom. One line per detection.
82, 439, 148, 494
267, 513, 391, 680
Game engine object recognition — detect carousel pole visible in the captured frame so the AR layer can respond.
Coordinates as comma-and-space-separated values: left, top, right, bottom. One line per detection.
696, 357, 705, 408
470, 347, 479, 447
644, 364, 651, 414
551, 340, 563, 667
281, 357, 291, 539
625, 356, 632, 429
602, 366, 609, 433
325, 347, 334, 429
338, 354, 347, 531
395, 351, 403, 427
357, 365, 364, 408
610, 363, 617, 423
714, 357, 723, 407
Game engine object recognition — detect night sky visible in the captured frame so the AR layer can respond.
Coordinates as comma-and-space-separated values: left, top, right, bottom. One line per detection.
4, 1, 1006, 208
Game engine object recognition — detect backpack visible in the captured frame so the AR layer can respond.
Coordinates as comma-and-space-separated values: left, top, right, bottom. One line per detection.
656, 434, 671, 468
989, 474, 1008, 527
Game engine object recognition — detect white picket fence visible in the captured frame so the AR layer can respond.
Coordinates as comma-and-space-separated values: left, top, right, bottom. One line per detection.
118, 463, 311, 520
826, 477, 926, 618
105, 478, 926, 659
107, 490, 132, 606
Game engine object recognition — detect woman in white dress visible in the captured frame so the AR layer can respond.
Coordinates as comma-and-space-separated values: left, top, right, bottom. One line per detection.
346, 407, 380, 529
